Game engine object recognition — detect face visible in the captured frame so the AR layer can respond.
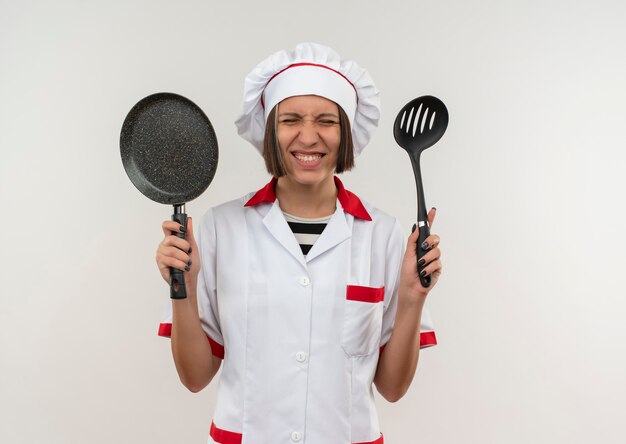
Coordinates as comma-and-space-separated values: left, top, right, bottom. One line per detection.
276, 95, 341, 187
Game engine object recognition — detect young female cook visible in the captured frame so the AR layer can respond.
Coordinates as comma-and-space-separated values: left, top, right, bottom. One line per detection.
156, 43, 442, 444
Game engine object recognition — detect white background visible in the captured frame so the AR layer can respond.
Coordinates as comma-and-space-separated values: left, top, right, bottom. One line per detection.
1, 0, 625, 443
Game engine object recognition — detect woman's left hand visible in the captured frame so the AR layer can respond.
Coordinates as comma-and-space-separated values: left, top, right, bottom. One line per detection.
399, 208, 442, 300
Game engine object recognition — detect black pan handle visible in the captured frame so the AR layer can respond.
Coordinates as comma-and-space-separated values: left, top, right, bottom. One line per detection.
170, 205, 188, 299
416, 221, 432, 288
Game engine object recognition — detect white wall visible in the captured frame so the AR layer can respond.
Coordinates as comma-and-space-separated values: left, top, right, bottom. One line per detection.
1, 0, 625, 442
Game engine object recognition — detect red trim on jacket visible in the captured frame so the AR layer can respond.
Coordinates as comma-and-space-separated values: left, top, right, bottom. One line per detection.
209, 422, 382, 444
158, 323, 224, 359
346, 285, 385, 303
210, 421, 243, 444
354, 433, 384, 444
244, 177, 278, 207
244, 176, 372, 221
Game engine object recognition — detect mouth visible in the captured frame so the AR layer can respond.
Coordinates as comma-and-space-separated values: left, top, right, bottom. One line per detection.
292, 152, 325, 164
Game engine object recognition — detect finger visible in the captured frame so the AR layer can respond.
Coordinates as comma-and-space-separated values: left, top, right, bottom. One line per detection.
420, 258, 442, 278
161, 235, 191, 252
422, 234, 441, 250
162, 220, 188, 237
417, 246, 441, 267
427, 207, 437, 228
417, 251, 440, 275
156, 253, 191, 273
158, 245, 191, 265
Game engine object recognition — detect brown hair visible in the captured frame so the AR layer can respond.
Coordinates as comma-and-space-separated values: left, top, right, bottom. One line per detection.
262, 104, 355, 177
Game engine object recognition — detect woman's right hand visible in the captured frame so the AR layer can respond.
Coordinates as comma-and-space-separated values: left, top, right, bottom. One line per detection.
156, 217, 201, 289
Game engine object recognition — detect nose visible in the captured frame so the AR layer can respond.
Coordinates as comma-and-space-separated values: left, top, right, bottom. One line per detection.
297, 121, 320, 146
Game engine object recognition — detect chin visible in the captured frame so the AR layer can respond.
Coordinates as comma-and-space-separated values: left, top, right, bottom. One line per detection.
287, 170, 335, 186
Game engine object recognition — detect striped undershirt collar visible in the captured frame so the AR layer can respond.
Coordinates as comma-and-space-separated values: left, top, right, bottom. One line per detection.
282, 212, 332, 224
244, 176, 372, 221
283, 212, 330, 256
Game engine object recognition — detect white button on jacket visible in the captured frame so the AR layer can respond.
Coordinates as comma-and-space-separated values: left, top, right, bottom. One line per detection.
159, 177, 437, 444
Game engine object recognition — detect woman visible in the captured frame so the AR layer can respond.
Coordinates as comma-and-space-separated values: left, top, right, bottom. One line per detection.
156, 43, 442, 444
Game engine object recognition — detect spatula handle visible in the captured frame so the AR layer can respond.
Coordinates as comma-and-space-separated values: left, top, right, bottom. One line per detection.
409, 153, 432, 288
416, 221, 432, 288
170, 204, 188, 299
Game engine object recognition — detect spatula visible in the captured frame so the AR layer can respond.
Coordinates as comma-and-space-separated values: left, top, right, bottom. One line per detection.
393, 95, 448, 288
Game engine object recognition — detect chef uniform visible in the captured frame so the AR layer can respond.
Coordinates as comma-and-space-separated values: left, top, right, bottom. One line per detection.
159, 43, 437, 444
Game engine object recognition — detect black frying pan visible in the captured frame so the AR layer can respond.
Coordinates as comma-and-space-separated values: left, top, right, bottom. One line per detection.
120, 92, 218, 299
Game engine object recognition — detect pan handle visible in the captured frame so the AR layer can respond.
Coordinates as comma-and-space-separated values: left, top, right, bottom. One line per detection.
170, 204, 188, 299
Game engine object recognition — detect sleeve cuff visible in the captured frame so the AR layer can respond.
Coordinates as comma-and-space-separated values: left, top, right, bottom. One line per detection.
158, 322, 172, 337
157, 323, 224, 359
419, 331, 437, 348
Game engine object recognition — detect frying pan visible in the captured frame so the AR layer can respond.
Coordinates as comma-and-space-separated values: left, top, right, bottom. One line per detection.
120, 92, 218, 299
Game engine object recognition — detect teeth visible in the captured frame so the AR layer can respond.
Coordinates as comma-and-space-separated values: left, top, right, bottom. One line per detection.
294, 153, 322, 163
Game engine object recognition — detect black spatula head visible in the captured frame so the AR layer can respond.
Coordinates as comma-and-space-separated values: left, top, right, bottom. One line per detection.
393, 95, 448, 157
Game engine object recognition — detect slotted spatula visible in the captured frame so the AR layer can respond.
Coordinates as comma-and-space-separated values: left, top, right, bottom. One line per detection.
393, 95, 449, 288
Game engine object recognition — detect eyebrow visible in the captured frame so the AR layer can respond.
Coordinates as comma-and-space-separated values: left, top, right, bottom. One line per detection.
278, 112, 340, 119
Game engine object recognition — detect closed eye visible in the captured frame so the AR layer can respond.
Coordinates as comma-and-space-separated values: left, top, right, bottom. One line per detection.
279, 118, 301, 125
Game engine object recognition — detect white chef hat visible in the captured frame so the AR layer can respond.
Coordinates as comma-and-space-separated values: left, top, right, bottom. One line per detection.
235, 42, 380, 157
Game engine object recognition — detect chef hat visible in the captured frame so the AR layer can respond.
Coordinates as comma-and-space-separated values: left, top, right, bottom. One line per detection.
235, 42, 380, 157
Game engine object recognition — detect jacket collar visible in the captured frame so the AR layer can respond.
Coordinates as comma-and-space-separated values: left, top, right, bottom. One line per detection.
244, 176, 372, 221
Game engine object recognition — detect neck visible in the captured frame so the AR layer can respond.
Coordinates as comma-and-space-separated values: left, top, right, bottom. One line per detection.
275, 175, 338, 218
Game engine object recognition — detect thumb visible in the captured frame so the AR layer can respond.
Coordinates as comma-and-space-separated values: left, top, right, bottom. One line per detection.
427, 207, 437, 228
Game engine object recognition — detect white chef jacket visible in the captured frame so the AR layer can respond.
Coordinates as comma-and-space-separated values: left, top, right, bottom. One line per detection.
159, 176, 436, 444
